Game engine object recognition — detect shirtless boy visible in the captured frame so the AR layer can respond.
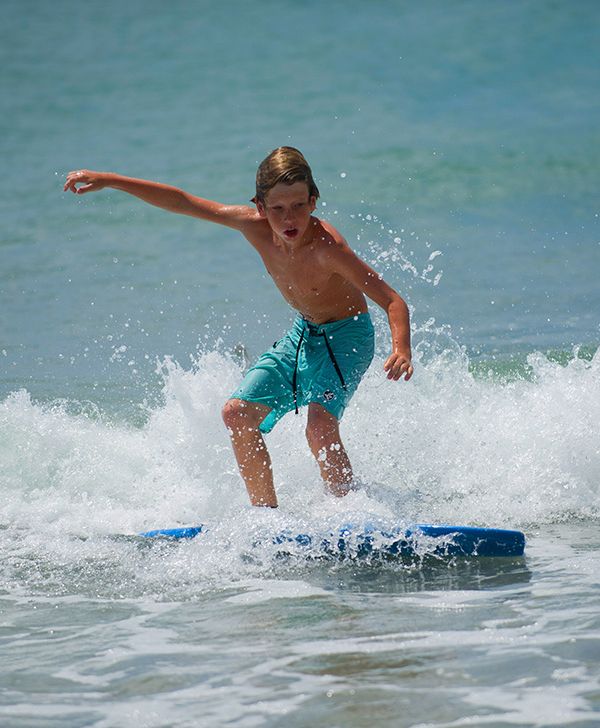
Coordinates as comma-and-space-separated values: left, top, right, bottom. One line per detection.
64, 147, 413, 508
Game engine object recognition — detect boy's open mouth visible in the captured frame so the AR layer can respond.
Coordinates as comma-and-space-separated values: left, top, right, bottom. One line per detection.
284, 228, 299, 239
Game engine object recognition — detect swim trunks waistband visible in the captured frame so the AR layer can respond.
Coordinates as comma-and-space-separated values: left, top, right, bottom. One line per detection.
295, 312, 371, 336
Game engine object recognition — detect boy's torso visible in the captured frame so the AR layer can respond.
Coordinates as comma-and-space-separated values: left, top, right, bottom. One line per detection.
243, 216, 367, 324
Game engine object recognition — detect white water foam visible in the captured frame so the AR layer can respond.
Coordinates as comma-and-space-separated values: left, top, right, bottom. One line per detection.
2, 339, 599, 531
1, 336, 599, 593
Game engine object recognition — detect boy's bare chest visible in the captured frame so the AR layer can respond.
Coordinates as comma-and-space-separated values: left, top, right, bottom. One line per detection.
262, 248, 331, 300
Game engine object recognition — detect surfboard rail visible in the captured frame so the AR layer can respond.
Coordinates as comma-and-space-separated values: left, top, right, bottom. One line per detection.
139, 523, 525, 558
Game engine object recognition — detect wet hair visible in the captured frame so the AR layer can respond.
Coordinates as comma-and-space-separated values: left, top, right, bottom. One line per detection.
252, 146, 320, 205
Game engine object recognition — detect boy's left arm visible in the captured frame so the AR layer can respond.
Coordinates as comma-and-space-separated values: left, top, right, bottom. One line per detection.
326, 242, 413, 381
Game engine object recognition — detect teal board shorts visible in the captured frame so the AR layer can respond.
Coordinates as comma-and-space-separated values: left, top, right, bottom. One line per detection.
231, 313, 375, 433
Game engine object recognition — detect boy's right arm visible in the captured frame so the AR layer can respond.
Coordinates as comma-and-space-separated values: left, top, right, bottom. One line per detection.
63, 170, 257, 231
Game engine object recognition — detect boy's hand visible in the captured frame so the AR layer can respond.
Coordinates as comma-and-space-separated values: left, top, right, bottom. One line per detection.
64, 169, 108, 195
384, 351, 413, 381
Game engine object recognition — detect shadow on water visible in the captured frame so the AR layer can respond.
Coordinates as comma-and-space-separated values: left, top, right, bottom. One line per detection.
271, 554, 532, 595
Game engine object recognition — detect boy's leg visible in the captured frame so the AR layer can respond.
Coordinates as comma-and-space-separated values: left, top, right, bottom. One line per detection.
222, 398, 278, 508
305, 403, 353, 497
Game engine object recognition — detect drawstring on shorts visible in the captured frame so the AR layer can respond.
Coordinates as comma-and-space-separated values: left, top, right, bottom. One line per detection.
291, 322, 347, 415
292, 329, 305, 414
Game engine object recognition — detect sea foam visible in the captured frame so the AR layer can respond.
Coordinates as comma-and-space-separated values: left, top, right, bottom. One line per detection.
1, 335, 598, 545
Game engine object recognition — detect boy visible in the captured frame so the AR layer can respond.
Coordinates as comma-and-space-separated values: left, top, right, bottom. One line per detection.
64, 147, 413, 508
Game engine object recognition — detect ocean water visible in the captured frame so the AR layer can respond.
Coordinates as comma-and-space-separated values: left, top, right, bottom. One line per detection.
1, 1, 600, 726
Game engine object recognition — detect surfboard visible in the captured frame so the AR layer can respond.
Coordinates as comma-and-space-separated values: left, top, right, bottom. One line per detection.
139, 523, 525, 558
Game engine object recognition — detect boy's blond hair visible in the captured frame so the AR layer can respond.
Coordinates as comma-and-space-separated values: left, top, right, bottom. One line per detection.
252, 147, 320, 205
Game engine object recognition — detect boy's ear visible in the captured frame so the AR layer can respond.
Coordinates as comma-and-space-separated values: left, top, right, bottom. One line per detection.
309, 195, 317, 212
255, 199, 267, 217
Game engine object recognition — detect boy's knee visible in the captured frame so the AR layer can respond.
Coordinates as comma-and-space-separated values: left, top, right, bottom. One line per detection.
306, 411, 339, 450
222, 398, 267, 432
222, 399, 245, 429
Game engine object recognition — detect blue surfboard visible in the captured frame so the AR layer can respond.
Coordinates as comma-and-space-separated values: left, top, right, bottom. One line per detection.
139, 523, 525, 558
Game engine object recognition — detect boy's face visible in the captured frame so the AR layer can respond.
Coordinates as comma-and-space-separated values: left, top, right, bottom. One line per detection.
258, 182, 316, 242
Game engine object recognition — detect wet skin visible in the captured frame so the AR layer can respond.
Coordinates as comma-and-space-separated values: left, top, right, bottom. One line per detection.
64, 170, 413, 507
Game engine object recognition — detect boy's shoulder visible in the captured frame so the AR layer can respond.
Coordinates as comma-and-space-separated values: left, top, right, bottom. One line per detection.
314, 217, 357, 260
315, 217, 346, 247
238, 208, 273, 244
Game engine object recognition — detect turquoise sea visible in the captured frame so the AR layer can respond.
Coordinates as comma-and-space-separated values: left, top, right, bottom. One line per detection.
1, 1, 599, 726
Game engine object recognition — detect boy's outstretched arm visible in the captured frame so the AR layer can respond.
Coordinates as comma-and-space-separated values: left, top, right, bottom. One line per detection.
324, 241, 413, 381
63, 170, 256, 230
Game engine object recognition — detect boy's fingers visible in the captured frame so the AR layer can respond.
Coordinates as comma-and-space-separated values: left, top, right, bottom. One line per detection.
386, 362, 401, 379
64, 173, 81, 191
384, 355, 413, 381
63, 174, 99, 195
65, 171, 89, 189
